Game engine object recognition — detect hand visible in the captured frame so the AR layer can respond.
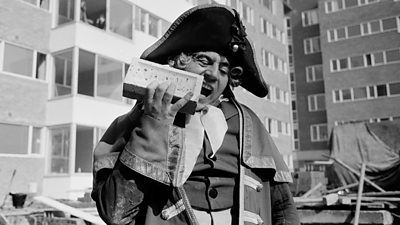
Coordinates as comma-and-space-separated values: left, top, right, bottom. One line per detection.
144, 81, 193, 124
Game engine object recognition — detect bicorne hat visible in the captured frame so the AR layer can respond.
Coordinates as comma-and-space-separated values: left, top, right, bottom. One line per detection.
140, 4, 269, 98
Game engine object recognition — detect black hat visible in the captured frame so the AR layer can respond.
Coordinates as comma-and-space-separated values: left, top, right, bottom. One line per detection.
140, 4, 269, 98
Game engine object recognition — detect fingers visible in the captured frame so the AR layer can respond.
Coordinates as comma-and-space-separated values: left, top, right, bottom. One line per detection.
153, 81, 170, 106
145, 81, 193, 119
145, 81, 158, 106
171, 91, 193, 113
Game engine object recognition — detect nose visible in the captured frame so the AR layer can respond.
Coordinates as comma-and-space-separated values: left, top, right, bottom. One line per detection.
203, 64, 219, 82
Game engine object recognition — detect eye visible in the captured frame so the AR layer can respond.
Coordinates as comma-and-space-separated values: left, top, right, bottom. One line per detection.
193, 55, 211, 66
220, 67, 229, 75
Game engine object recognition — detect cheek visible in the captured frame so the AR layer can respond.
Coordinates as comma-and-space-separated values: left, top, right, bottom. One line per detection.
217, 77, 229, 93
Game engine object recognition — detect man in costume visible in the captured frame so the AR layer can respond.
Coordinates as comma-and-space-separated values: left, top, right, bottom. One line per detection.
92, 4, 299, 225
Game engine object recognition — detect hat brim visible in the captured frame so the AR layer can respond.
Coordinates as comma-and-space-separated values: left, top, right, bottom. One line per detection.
140, 4, 269, 98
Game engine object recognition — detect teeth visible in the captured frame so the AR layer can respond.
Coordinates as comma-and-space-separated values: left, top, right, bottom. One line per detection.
202, 84, 212, 90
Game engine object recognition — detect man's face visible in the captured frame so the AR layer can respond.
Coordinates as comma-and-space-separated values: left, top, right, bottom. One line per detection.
183, 51, 230, 110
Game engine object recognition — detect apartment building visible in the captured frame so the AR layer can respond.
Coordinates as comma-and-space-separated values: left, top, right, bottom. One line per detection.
287, 0, 400, 169
0, 0, 293, 200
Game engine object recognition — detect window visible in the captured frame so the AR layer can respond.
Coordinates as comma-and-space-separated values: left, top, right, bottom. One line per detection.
2, 42, 47, 80
331, 59, 338, 72
382, 17, 397, 31
0, 123, 42, 155
328, 29, 335, 42
78, 49, 96, 96
110, 0, 133, 39
277, 121, 282, 133
77, 50, 125, 101
260, 18, 267, 34
342, 89, 352, 101
368, 86, 376, 98
75, 125, 94, 173
339, 58, 348, 70
275, 88, 281, 102
49, 126, 70, 174
350, 55, 364, 68
242, 3, 254, 25
310, 124, 328, 142
53, 49, 73, 97
306, 64, 323, 82
370, 20, 381, 33
304, 37, 321, 54
135, 7, 162, 38
267, 118, 278, 136
80, 0, 106, 29
385, 49, 400, 63
333, 90, 340, 102
31, 127, 42, 154
308, 94, 326, 111
361, 22, 370, 35
372, 52, 384, 65
353, 87, 368, 100
336, 27, 346, 40
345, 0, 358, 7
36, 52, 47, 80
261, 49, 269, 67
347, 24, 361, 37
389, 82, 400, 95
302, 10, 318, 27
97, 56, 123, 101
376, 84, 388, 97
58, 0, 75, 25
3, 43, 33, 77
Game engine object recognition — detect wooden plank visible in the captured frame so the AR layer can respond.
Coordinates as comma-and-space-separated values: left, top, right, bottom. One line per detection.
325, 182, 359, 194
301, 182, 323, 198
298, 209, 393, 225
346, 191, 400, 197
346, 196, 400, 202
33, 196, 105, 225
354, 162, 366, 225
331, 157, 386, 193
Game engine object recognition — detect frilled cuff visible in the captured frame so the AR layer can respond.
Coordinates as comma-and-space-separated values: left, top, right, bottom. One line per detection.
119, 149, 171, 184
120, 115, 186, 186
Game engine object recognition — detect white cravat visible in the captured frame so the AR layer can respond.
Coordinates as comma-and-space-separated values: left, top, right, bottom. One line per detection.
181, 105, 228, 184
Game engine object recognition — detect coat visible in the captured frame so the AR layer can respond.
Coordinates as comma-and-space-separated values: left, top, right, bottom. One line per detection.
91, 98, 300, 225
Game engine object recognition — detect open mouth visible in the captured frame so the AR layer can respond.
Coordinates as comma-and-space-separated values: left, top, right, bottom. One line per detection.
201, 84, 212, 97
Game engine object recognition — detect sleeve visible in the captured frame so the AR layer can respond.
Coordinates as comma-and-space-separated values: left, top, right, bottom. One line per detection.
270, 181, 300, 225
92, 106, 185, 224
93, 161, 146, 225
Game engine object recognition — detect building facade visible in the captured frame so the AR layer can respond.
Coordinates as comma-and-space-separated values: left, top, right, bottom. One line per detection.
0, 0, 293, 200
287, 0, 400, 170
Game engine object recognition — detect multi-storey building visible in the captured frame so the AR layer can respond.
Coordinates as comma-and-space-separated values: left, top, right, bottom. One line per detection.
287, 0, 400, 170
0, 0, 293, 200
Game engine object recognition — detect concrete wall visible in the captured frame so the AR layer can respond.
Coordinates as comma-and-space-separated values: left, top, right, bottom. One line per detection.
0, 75, 48, 125
0, 0, 51, 52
